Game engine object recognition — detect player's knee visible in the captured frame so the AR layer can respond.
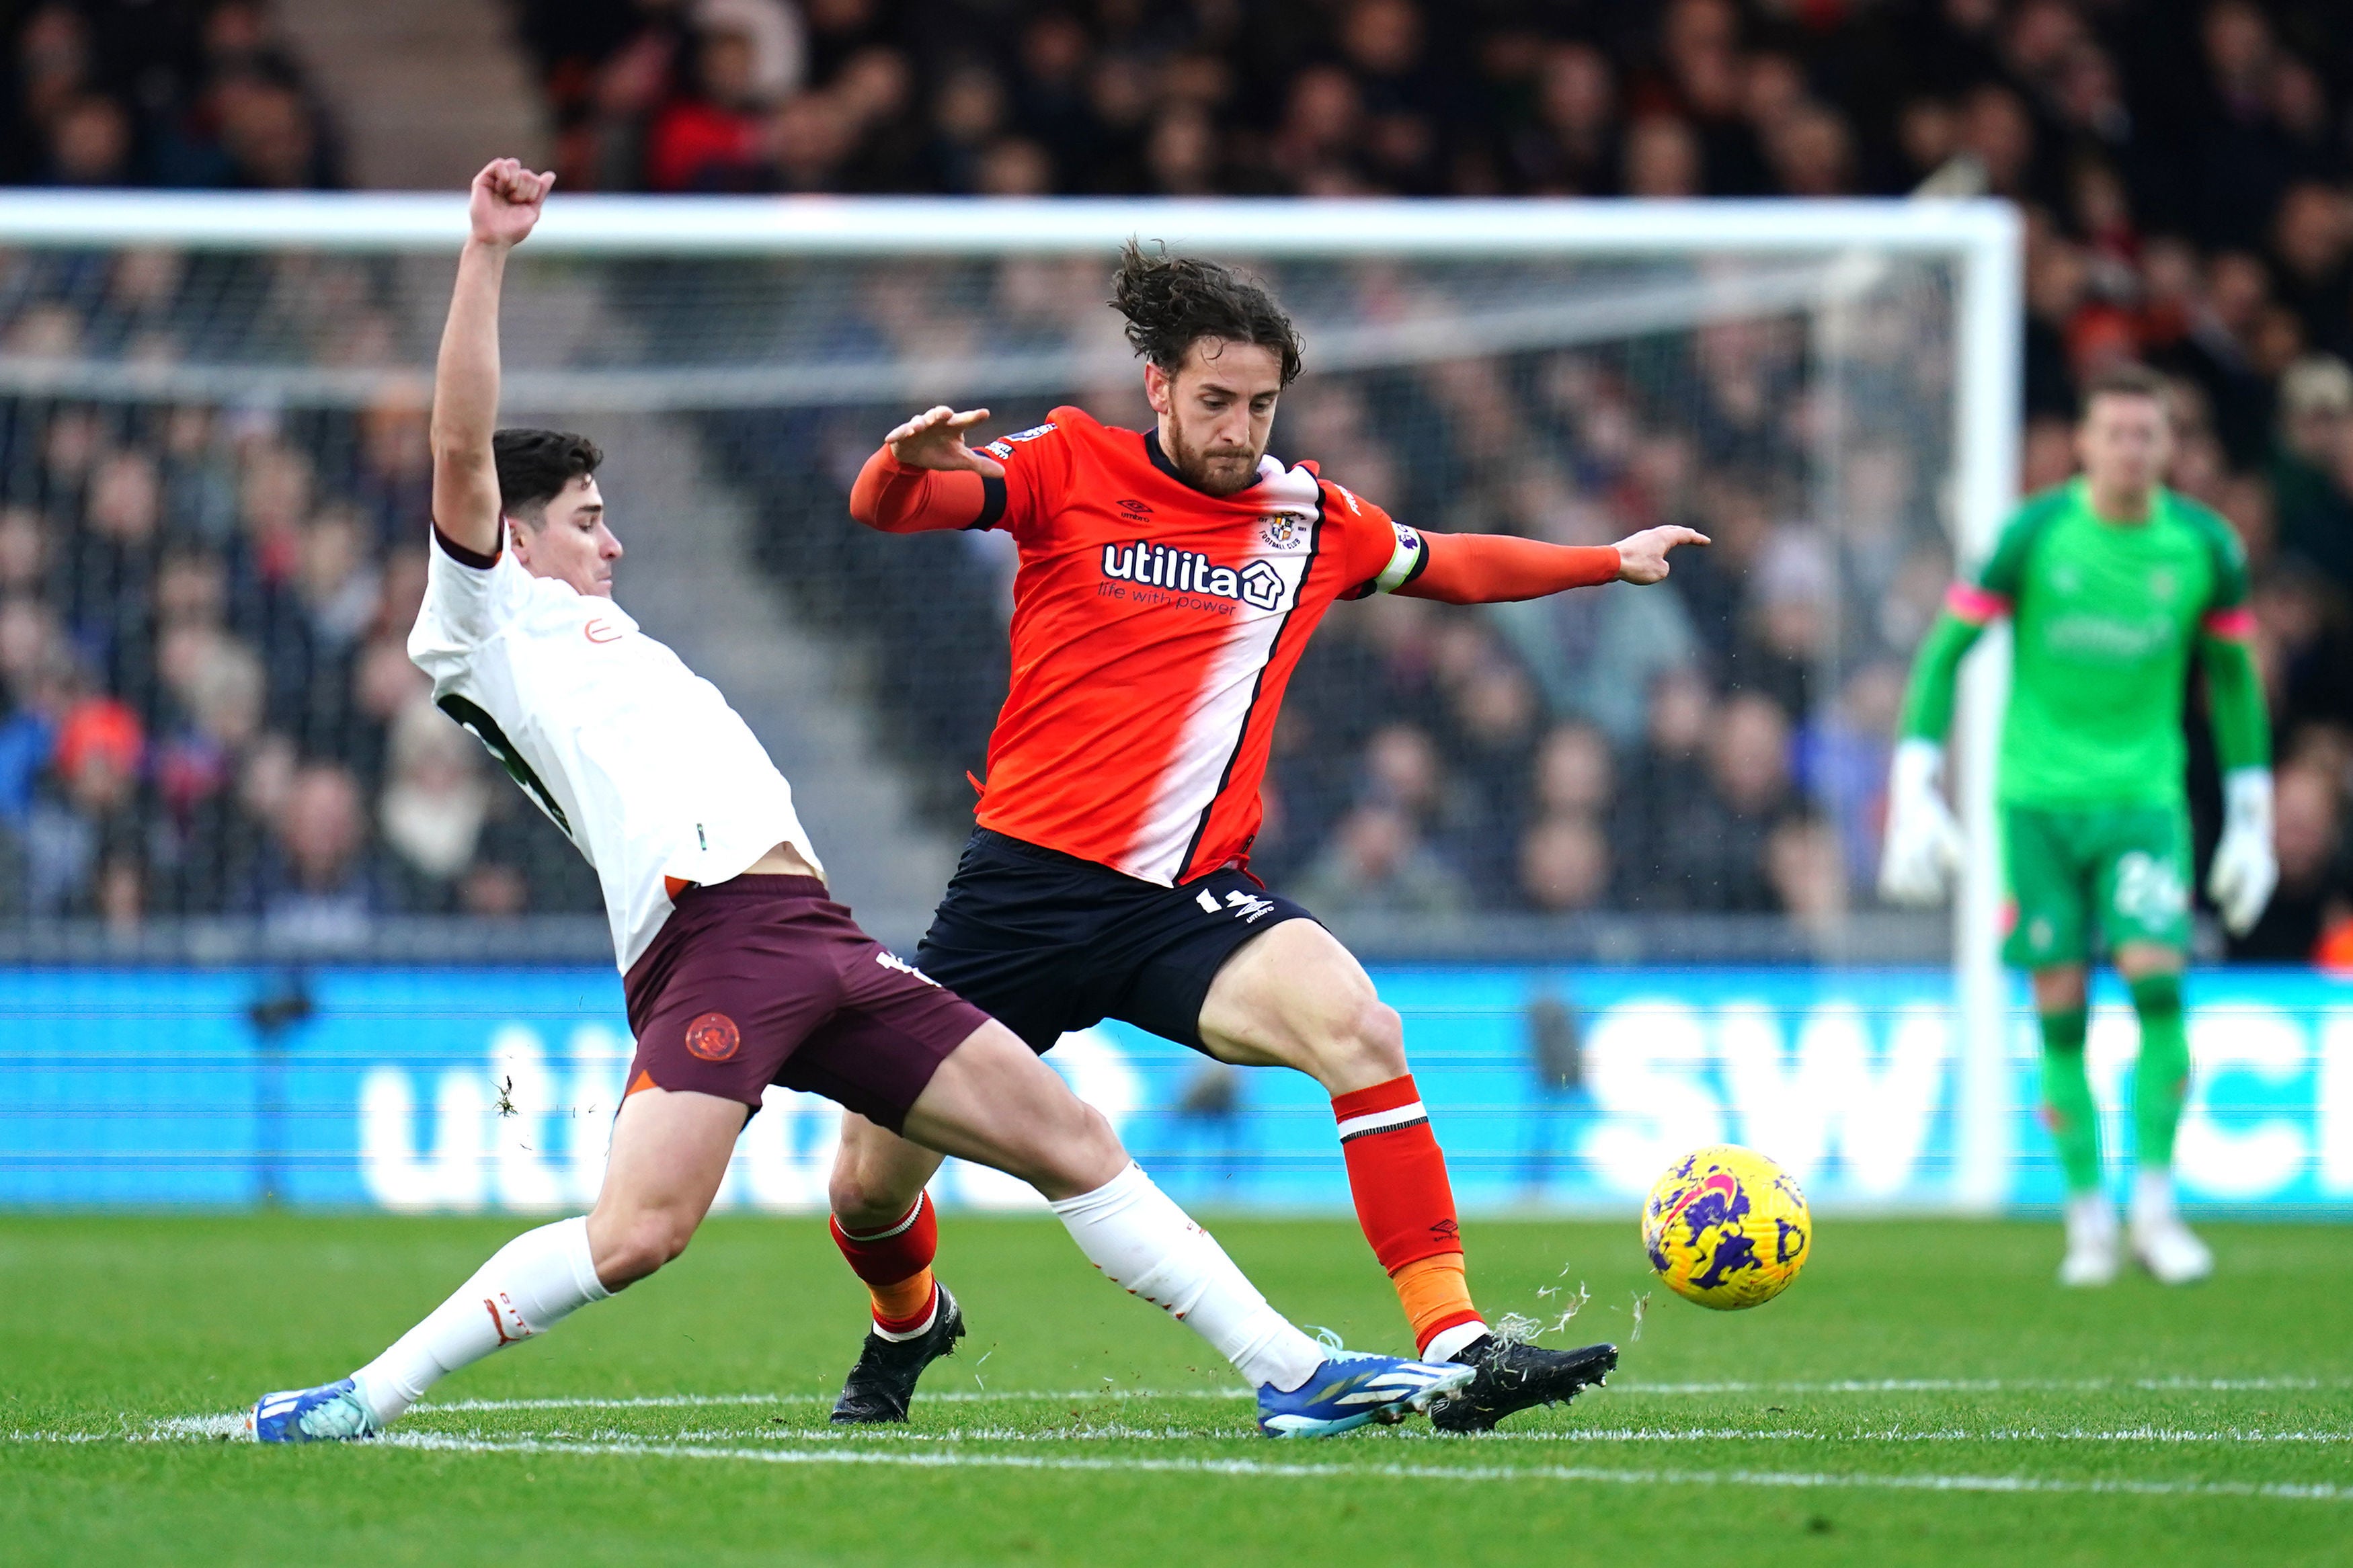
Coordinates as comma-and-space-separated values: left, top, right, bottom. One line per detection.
1027, 1102, 1125, 1195
596, 1209, 696, 1288
1314, 993, 1406, 1087
2115, 944, 2184, 982
826, 1165, 910, 1231
2031, 966, 2089, 1014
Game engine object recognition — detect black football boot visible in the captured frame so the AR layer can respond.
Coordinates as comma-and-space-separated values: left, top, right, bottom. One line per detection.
1427, 1335, 1618, 1433
829, 1283, 967, 1423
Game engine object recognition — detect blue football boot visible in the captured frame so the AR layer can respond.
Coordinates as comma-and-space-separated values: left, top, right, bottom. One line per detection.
1255, 1353, 1476, 1438
249, 1377, 379, 1444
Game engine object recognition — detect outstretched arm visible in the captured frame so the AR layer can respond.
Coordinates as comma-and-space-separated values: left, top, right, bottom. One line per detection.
430, 158, 553, 561
1393, 524, 1708, 604
848, 405, 1006, 534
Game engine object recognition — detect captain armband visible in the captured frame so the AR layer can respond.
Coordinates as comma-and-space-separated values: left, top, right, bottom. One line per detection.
1371, 523, 1428, 595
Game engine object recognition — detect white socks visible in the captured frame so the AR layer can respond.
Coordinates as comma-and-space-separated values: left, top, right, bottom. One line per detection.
2065, 1190, 2117, 1237
1049, 1163, 1324, 1393
351, 1216, 610, 1428
344, 1171, 1328, 1426
2130, 1168, 2175, 1227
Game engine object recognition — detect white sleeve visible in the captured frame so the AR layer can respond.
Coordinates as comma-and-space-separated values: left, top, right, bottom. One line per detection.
407, 528, 526, 671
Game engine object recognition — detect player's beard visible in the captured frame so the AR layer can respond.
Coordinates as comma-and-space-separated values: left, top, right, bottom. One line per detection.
1165, 425, 1262, 496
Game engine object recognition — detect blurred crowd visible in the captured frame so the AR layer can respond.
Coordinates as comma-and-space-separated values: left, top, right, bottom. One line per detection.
516, 0, 2346, 222
9, 0, 2353, 953
1, 0, 340, 190
0, 249, 595, 932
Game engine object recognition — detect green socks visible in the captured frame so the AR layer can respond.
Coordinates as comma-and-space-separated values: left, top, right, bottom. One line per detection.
2128, 973, 2190, 1173
2039, 978, 2192, 1196
2037, 1006, 2101, 1194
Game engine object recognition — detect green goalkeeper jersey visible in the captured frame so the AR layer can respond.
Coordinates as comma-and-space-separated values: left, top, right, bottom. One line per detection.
1899, 477, 2264, 809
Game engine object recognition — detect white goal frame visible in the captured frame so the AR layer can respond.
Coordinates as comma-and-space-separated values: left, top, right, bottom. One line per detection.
0, 191, 2023, 1210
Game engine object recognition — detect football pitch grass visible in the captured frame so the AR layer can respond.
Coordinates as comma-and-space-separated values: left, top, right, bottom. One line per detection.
4, 1212, 2350, 1565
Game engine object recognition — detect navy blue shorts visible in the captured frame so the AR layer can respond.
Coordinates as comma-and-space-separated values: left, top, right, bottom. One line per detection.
912, 829, 1316, 1055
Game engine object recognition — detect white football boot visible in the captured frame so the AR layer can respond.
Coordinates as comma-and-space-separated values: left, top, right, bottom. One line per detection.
2129, 1171, 2213, 1286
2057, 1193, 2120, 1287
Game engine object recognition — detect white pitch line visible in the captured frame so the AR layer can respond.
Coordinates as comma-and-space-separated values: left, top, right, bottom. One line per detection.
1605, 1377, 2348, 1395
621, 1424, 2353, 1448
405, 1376, 2346, 1414
411, 1389, 1253, 1413
366, 1430, 2353, 1503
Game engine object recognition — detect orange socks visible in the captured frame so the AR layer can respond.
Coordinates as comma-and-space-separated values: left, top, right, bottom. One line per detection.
829, 1191, 940, 1339
869, 1269, 936, 1335
1393, 1253, 1480, 1354
1332, 1074, 1488, 1358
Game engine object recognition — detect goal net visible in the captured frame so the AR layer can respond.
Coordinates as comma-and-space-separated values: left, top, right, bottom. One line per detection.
0, 195, 2024, 1212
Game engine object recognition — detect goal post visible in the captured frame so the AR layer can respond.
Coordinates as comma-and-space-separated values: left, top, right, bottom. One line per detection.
0, 192, 2022, 1210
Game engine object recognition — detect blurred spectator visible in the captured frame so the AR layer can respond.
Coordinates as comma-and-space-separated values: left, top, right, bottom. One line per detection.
1766, 813, 1849, 941
1513, 43, 1618, 196
1623, 116, 1702, 199
1292, 802, 1468, 917
1614, 666, 1716, 905
378, 701, 491, 909
6, 0, 340, 190
644, 3, 799, 192
1531, 722, 1613, 822
1518, 813, 1609, 914
1358, 721, 1445, 827
44, 93, 131, 184
257, 761, 381, 946
25, 696, 143, 915
2268, 355, 2353, 588
1640, 690, 1795, 912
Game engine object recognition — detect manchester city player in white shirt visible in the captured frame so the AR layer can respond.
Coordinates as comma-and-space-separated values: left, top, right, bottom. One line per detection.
247, 159, 1471, 1442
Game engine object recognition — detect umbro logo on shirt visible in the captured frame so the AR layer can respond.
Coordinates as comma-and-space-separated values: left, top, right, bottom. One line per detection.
1117, 499, 1153, 517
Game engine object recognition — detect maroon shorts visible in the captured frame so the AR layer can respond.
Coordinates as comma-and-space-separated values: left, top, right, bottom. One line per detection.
621, 875, 988, 1133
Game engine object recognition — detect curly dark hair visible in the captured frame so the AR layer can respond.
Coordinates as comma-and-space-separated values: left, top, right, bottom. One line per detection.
1109, 239, 1302, 385
493, 427, 603, 522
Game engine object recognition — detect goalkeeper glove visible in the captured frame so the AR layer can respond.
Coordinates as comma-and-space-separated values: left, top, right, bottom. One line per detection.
2206, 768, 2278, 937
1878, 739, 1964, 907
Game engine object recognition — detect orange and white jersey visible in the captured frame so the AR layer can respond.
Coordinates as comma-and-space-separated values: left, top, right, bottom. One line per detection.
971, 405, 1425, 885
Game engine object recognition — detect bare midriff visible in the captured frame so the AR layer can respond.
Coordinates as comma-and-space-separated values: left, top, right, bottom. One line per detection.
744, 841, 823, 880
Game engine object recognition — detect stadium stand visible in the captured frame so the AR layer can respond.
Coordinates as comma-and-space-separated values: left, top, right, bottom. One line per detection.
4, 0, 2352, 958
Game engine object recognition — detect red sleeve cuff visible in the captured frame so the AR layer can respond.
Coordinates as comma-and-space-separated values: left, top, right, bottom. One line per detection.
1943, 583, 2009, 624
2202, 605, 2257, 641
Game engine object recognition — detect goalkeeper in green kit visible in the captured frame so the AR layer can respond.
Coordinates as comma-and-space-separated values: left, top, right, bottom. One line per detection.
1880, 366, 2276, 1287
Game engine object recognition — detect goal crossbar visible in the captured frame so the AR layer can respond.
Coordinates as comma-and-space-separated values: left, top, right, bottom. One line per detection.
0, 190, 2016, 258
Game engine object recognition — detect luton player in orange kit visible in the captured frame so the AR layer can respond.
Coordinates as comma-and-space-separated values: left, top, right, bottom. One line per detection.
824, 243, 1706, 1432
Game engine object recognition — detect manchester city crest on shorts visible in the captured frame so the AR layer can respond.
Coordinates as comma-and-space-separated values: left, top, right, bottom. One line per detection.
1260, 513, 1307, 550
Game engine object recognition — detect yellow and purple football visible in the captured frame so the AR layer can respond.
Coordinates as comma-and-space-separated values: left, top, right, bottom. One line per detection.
1642, 1144, 1811, 1310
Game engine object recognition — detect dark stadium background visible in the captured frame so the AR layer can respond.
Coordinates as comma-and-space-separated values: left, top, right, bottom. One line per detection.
1, 0, 2348, 965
